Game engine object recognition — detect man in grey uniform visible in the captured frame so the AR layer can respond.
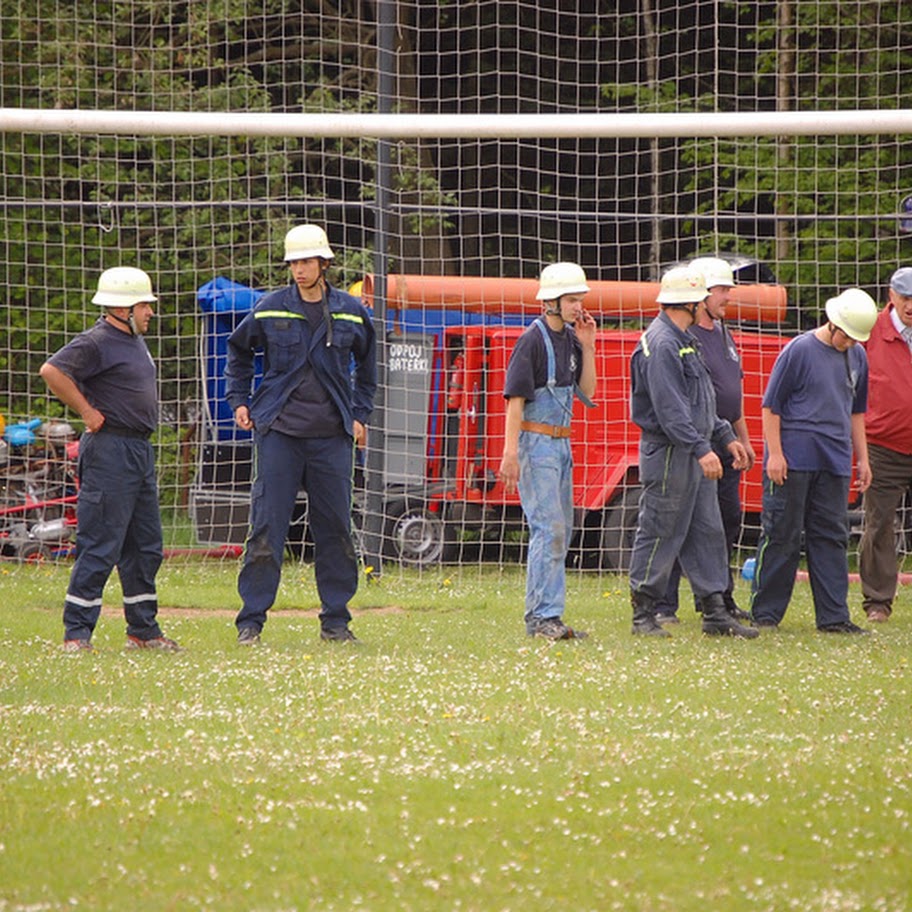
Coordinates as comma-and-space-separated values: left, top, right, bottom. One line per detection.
627, 265, 758, 639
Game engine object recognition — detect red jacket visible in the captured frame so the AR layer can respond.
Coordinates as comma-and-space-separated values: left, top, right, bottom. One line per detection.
864, 305, 912, 455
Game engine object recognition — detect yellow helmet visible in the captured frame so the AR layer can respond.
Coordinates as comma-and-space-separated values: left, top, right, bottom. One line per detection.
657, 265, 708, 304
689, 256, 735, 288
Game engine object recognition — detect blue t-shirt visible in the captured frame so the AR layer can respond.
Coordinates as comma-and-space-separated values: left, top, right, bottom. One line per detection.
762, 331, 868, 476
48, 318, 159, 434
691, 321, 742, 424
503, 320, 582, 400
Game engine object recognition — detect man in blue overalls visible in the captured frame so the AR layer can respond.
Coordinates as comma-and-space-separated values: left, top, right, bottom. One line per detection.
628, 265, 757, 639
226, 224, 377, 645
499, 262, 597, 639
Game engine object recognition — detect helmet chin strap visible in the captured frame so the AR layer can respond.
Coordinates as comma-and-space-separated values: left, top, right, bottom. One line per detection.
544, 297, 571, 325
107, 308, 137, 335
663, 302, 700, 323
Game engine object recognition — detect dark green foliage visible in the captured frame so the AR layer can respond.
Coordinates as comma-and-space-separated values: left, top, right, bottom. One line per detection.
3, 1, 912, 421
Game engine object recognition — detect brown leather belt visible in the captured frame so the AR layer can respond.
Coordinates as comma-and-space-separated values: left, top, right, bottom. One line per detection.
520, 421, 571, 438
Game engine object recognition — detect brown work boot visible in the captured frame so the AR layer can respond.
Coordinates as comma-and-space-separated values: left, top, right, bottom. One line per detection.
126, 634, 182, 651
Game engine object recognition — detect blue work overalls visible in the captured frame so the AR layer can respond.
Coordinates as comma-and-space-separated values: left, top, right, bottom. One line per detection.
518, 320, 584, 634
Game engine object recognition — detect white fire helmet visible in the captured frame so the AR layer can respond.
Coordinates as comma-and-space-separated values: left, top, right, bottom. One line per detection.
284, 224, 335, 261
824, 288, 878, 342
91, 267, 157, 308
656, 265, 709, 304
689, 256, 735, 289
535, 262, 590, 301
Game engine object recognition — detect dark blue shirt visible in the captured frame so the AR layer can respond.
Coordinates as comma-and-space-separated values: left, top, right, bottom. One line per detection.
691, 321, 743, 424
47, 318, 158, 434
225, 283, 377, 438
762, 330, 868, 476
503, 320, 582, 400
272, 299, 343, 437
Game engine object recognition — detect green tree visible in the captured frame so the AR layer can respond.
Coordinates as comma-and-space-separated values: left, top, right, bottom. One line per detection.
1, 0, 461, 420
684, 0, 912, 314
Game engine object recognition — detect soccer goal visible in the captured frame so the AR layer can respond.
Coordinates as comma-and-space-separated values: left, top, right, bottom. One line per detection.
2, 1, 911, 574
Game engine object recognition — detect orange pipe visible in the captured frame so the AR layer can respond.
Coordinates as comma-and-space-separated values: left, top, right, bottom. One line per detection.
361, 274, 788, 324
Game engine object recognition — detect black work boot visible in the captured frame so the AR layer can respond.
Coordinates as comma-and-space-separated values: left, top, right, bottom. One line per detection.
631, 592, 672, 637
723, 593, 752, 621
699, 593, 759, 639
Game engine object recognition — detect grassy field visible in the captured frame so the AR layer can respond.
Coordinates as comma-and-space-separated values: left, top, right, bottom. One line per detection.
0, 558, 910, 911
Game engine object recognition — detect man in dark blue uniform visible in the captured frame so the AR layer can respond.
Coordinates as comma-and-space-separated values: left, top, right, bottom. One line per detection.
654, 256, 756, 624
226, 224, 377, 645
40, 266, 180, 652
628, 265, 757, 639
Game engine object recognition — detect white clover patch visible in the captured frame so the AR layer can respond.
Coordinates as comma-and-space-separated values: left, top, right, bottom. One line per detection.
1, 573, 912, 909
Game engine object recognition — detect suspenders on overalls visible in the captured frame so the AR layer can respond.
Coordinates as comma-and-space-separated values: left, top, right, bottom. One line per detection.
520, 319, 594, 437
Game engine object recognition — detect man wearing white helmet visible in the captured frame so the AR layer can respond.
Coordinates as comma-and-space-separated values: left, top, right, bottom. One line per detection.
39, 266, 179, 652
226, 224, 376, 645
750, 287, 878, 633
498, 262, 597, 640
859, 267, 912, 623
654, 256, 756, 626
628, 265, 756, 639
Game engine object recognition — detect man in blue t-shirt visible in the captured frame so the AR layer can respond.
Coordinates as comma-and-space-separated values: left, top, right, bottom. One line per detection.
750, 288, 878, 633
40, 266, 179, 653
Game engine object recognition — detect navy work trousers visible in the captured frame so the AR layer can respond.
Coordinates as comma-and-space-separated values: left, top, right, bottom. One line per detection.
64, 431, 164, 641
750, 469, 851, 627
236, 430, 357, 633
655, 443, 742, 614
629, 440, 729, 603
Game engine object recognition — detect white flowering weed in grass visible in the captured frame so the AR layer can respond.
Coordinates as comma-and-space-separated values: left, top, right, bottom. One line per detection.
0, 561, 910, 910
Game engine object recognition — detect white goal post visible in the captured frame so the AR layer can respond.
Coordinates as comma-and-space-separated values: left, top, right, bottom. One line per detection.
2, 105, 911, 571
3, 107, 912, 139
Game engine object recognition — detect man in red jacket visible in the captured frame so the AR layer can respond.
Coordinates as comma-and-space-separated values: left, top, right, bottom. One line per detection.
859, 267, 912, 622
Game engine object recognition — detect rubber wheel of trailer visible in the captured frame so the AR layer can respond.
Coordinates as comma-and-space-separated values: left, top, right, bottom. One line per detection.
598, 484, 640, 573
16, 541, 53, 564
383, 500, 455, 567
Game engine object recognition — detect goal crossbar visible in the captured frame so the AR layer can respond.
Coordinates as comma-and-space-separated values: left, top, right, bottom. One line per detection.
2, 108, 911, 139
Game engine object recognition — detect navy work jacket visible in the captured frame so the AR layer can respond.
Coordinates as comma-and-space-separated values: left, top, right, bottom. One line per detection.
630, 310, 735, 460
225, 282, 377, 437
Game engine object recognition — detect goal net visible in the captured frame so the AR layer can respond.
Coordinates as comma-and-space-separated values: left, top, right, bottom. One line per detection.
2, 1, 911, 579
